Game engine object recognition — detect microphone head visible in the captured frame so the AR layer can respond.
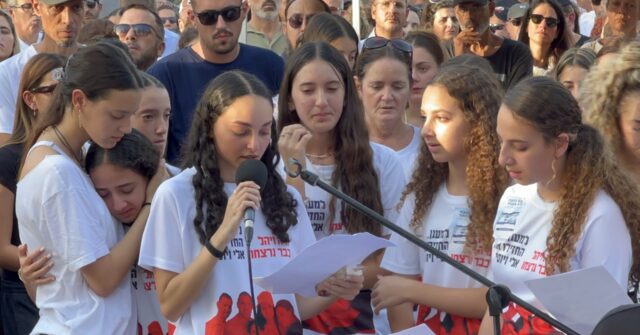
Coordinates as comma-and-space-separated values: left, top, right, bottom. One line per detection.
235, 159, 268, 188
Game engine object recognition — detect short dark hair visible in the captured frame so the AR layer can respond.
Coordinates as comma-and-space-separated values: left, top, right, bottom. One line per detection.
119, 4, 165, 40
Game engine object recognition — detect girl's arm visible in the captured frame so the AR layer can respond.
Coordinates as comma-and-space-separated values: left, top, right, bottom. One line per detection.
0, 185, 19, 271
154, 181, 260, 321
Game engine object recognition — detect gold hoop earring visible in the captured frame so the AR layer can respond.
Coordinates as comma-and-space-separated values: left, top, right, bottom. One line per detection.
545, 158, 557, 187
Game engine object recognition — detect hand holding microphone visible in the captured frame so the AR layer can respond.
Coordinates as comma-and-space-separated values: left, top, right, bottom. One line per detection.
234, 160, 268, 246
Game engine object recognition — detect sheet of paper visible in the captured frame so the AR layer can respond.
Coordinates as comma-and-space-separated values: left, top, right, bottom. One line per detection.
525, 266, 632, 335
254, 232, 394, 297
390, 324, 436, 335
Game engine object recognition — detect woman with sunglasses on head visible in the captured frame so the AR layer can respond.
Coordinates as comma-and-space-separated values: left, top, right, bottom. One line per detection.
283, 0, 330, 52
478, 76, 640, 335
518, 0, 572, 76
580, 42, 640, 185
373, 65, 508, 335
300, 12, 359, 70
278, 42, 406, 335
138, 70, 363, 335
0, 53, 63, 335
355, 37, 420, 179
15, 42, 150, 334
421, 0, 460, 42
404, 31, 445, 128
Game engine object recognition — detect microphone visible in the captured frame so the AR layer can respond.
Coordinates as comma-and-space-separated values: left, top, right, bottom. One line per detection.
235, 159, 268, 246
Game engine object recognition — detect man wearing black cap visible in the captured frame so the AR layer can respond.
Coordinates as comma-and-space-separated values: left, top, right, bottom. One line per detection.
0, 0, 84, 144
445, 0, 532, 89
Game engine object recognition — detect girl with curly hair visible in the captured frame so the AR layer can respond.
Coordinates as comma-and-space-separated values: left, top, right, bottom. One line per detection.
372, 65, 508, 334
580, 41, 640, 184
479, 76, 640, 335
277, 42, 406, 334
138, 70, 363, 335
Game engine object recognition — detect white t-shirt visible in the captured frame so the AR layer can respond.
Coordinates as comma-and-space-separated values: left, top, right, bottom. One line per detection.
138, 167, 316, 335
131, 265, 168, 334
393, 125, 421, 179
0, 45, 38, 134
381, 184, 490, 333
490, 183, 632, 307
303, 142, 406, 240
16, 141, 136, 335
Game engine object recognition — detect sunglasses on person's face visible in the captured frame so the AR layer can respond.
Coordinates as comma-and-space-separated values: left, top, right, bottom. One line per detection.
30, 83, 58, 94
509, 17, 522, 26
530, 14, 558, 28
287, 13, 315, 29
10, 3, 33, 11
194, 6, 242, 25
362, 36, 413, 55
113, 23, 158, 37
490, 23, 505, 31
161, 16, 178, 24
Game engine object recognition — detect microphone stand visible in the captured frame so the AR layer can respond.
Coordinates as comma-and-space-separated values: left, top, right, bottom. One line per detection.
286, 159, 579, 335
245, 226, 261, 335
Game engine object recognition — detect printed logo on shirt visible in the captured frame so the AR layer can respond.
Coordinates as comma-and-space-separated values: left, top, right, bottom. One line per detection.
495, 197, 524, 232
451, 207, 470, 245
416, 306, 481, 335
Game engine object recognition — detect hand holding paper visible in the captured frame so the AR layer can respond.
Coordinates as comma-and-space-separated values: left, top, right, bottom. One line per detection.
254, 233, 394, 297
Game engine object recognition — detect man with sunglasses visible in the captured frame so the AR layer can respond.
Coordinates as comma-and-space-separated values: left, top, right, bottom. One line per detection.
158, 4, 179, 32
116, 4, 165, 70
0, 0, 83, 144
6, 0, 42, 49
445, 0, 532, 89
505, 2, 526, 40
246, 0, 288, 55
581, 0, 639, 53
147, 0, 284, 164
83, 0, 101, 20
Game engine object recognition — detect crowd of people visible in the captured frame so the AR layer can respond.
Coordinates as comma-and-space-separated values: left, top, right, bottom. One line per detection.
0, 0, 638, 333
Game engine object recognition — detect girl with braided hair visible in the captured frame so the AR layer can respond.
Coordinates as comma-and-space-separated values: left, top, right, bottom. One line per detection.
373, 65, 508, 335
478, 76, 640, 335
580, 41, 640, 184
138, 70, 363, 335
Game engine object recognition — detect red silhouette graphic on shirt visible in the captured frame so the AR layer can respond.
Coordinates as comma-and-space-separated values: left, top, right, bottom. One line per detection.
416, 305, 481, 335
205, 293, 233, 335
275, 299, 302, 335
225, 292, 255, 335
500, 303, 562, 335
303, 291, 374, 334
255, 291, 280, 335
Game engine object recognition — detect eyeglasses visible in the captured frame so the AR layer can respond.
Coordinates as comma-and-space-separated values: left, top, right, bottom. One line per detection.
509, 18, 522, 27
530, 14, 558, 28
490, 23, 505, 32
10, 3, 33, 11
287, 13, 315, 29
30, 83, 58, 94
113, 23, 159, 38
161, 16, 177, 24
194, 6, 242, 25
362, 37, 413, 55
85, 0, 98, 9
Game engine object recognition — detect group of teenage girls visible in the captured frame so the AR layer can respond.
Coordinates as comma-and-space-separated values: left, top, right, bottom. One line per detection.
1, 16, 640, 335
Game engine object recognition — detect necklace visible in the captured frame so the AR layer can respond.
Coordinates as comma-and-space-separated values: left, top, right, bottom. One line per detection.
52, 126, 82, 165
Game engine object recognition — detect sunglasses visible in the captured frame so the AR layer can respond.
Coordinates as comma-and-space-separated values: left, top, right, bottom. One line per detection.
509, 17, 522, 26
10, 3, 33, 11
362, 37, 413, 55
530, 14, 558, 28
490, 23, 505, 32
287, 13, 315, 29
194, 6, 242, 25
161, 16, 178, 24
113, 23, 158, 37
30, 83, 58, 94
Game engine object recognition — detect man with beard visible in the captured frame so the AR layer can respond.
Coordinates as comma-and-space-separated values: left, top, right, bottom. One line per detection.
148, 0, 284, 164
363, 0, 409, 42
83, 0, 102, 20
0, 0, 83, 144
115, 4, 165, 70
6, 0, 42, 49
443, 0, 533, 89
247, 0, 287, 55
581, 0, 639, 53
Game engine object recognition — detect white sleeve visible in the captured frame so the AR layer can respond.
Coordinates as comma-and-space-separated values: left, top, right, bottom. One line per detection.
138, 181, 186, 273
576, 198, 632, 290
42, 187, 111, 272
380, 198, 421, 276
377, 148, 407, 234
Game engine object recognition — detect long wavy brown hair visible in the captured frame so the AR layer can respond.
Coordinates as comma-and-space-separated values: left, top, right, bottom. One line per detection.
400, 65, 508, 254
580, 41, 640, 173
504, 76, 640, 283
277, 42, 384, 236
